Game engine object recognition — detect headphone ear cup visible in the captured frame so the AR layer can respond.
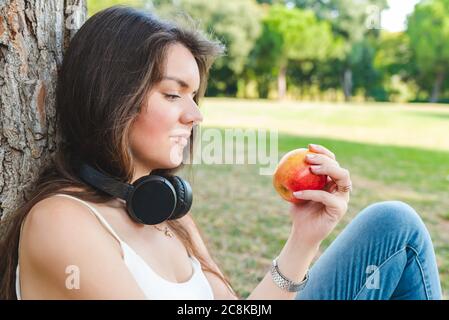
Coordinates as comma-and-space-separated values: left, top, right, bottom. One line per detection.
167, 176, 193, 219
128, 175, 177, 225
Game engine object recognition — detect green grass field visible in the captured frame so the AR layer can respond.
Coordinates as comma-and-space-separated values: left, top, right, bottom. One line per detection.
181, 98, 449, 299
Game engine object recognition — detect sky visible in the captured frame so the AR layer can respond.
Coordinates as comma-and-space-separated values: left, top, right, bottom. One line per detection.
381, 0, 421, 32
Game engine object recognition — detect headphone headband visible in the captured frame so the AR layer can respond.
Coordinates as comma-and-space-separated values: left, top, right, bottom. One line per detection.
78, 162, 133, 200
76, 161, 193, 225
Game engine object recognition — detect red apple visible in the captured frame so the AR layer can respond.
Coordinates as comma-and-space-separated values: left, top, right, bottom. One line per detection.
273, 148, 327, 203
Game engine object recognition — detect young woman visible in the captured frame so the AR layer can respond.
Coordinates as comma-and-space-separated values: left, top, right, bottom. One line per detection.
0, 6, 442, 300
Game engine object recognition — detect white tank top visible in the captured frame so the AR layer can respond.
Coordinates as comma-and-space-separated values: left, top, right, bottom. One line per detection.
15, 193, 214, 300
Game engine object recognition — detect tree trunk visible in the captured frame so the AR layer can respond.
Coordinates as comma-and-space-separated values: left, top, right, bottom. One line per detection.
343, 68, 353, 102
277, 63, 287, 100
0, 0, 86, 225
258, 78, 269, 99
430, 71, 445, 103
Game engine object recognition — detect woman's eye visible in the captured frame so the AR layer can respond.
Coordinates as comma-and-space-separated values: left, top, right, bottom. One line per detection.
164, 93, 181, 101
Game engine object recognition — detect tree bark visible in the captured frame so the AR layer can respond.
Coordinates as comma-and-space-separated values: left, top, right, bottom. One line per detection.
430, 71, 445, 103
343, 67, 353, 102
0, 0, 86, 224
277, 63, 287, 100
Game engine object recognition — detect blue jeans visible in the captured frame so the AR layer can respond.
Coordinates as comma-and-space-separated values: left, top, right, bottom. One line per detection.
295, 201, 443, 300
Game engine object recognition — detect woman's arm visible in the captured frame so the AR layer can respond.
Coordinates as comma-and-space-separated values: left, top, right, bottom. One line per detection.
248, 144, 351, 299
182, 213, 319, 300
180, 144, 351, 300
246, 233, 319, 300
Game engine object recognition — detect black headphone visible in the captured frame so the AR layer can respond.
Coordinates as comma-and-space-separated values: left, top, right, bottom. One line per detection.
76, 162, 193, 225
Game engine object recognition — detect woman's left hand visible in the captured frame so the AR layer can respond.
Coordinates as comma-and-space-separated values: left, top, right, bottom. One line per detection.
288, 144, 352, 246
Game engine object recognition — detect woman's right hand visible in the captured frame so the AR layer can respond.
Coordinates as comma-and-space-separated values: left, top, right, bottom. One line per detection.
287, 144, 352, 246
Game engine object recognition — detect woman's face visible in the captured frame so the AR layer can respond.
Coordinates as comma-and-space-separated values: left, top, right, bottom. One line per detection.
129, 43, 203, 180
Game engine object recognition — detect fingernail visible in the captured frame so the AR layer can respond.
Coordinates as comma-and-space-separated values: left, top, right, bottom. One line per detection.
309, 144, 319, 149
293, 191, 303, 197
311, 165, 321, 172
306, 154, 316, 159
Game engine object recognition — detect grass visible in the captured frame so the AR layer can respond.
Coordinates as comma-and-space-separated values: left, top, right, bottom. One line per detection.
201, 98, 449, 152
180, 98, 449, 299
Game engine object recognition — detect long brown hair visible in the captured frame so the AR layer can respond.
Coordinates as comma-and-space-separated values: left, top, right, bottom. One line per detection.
0, 5, 236, 299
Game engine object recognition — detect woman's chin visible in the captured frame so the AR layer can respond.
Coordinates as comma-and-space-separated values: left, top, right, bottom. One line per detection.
166, 151, 184, 167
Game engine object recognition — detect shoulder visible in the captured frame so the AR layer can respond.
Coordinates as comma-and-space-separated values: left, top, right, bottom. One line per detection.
21, 194, 122, 278
19, 194, 145, 299
24, 194, 116, 257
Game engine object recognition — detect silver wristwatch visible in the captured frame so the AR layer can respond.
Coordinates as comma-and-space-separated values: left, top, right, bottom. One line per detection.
270, 256, 309, 292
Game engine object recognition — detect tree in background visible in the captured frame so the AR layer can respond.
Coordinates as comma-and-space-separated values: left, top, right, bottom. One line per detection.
407, 0, 449, 103
84, 0, 449, 103
293, 0, 388, 101
154, 0, 262, 97
252, 5, 338, 100
373, 31, 418, 102
245, 20, 283, 98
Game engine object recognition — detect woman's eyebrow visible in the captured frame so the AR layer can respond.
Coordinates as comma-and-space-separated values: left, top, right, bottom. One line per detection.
162, 76, 199, 93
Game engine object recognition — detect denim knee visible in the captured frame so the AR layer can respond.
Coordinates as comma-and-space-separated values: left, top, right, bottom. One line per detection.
356, 200, 430, 245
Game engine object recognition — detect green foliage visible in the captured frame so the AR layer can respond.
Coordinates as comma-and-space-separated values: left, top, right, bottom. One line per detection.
373, 31, 418, 102
87, 0, 147, 16
292, 0, 388, 100
262, 5, 336, 64
350, 39, 384, 100
407, 0, 449, 75
85, 0, 449, 102
245, 22, 283, 98
154, 0, 262, 96
374, 32, 414, 78
293, 0, 388, 41
247, 5, 339, 98
407, 0, 449, 102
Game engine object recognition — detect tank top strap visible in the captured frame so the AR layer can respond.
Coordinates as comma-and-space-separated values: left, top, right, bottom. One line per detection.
53, 193, 124, 245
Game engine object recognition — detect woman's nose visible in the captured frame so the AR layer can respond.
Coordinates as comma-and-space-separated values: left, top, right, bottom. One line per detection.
181, 99, 203, 124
